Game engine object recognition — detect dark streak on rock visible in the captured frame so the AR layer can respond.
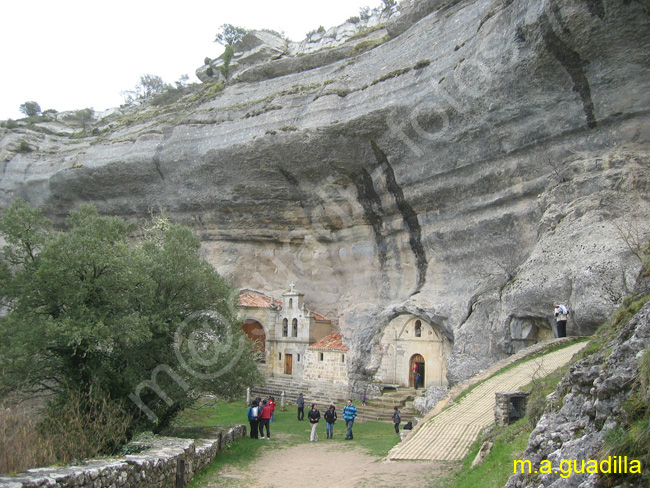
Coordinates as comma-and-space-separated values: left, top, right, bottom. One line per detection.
542, 16, 598, 129
153, 157, 165, 181
583, 0, 606, 19
279, 168, 306, 209
354, 167, 388, 269
370, 140, 427, 292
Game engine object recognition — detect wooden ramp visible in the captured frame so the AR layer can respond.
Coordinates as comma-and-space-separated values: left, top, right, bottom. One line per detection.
388, 342, 587, 461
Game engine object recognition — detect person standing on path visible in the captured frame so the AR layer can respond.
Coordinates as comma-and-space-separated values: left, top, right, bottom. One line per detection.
392, 406, 402, 435
324, 405, 337, 438
343, 399, 357, 440
248, 400, 259, 439
258, 399, 272, 439
308, 403, 321, 442
554, 302, 569, 338
297, 393, 305, 421
268, 396, 276, 422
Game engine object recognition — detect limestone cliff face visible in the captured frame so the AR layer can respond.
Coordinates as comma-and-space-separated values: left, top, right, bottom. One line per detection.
1, 0, 649, 388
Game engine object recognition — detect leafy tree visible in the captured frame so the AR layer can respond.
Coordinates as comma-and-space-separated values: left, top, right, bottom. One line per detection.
63, 108, 94, 131
0, 201, 260, 432
214, 24, 249, 46
381, 0, 397, 13
19, 101, 42, 118
359, 6, 372, 21
121, 74, 170, 105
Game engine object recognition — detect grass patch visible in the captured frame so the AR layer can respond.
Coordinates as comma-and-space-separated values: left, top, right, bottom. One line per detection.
352, 35, 390, 55
348, 23, 387, 41
175, 399, 401, 487
439, 421, 531, 488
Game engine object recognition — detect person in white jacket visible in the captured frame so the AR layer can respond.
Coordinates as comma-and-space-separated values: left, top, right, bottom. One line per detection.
554, 302, 569, 338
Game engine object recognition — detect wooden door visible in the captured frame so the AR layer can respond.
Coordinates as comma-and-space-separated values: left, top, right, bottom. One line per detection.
284, 353, 293, 375
410, 354, 425, 387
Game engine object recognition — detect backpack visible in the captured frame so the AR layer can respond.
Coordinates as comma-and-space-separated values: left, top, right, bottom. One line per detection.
248, 406, 258, 421
559, 304, 569, 315
403, 421, 413, 430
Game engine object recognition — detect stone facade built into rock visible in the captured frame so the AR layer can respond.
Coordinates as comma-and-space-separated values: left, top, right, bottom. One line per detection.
376, 314, 452, 388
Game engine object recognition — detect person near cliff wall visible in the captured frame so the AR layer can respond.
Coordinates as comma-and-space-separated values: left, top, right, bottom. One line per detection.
554, 302, 569, 338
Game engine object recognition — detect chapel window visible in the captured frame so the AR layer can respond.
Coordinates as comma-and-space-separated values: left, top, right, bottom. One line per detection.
415, 320, 422, 337
282, 318, 288, 337
292, 318, 298, 337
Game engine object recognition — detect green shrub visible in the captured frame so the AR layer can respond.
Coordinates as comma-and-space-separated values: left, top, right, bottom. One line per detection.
219, 45, 235, 79
3, 119, 20, 129
352, 35, 390, 55
204, 57, 211, 66
206, 66, 214, 77
347, 16, 361, 24
151, 87, 187, 106
18, 141, 33, 152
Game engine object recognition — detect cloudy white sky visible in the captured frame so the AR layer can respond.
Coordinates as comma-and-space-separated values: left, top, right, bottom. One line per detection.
1, 0, 380, 120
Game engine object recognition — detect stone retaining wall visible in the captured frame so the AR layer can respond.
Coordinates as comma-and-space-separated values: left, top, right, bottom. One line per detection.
0, 425, 246, 488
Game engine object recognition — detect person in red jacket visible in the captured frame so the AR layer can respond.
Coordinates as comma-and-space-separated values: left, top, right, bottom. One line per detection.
268, 396, 276, 422
258, 399, 272, 439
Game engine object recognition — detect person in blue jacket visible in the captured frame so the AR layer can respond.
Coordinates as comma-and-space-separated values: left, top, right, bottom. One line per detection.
342, 399, 357, 440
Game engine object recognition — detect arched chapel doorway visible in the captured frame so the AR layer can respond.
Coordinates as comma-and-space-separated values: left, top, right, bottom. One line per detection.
410, 354, 425, 387
376, 314, 452, 388
242, 319, 266, 361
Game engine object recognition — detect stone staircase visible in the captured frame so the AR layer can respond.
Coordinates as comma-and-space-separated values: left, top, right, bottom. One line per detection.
354, 387, 422, 423
251, 377, 423, 423
250, 377, 349, 409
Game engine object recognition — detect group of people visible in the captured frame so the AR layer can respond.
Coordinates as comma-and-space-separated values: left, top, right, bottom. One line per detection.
247, 395, 276, 440
249, 392, 408, 441
306, 399, 358, 441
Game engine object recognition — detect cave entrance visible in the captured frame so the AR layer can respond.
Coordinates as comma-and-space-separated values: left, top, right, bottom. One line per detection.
410, 354, 425, 388
242, 319, 266, 362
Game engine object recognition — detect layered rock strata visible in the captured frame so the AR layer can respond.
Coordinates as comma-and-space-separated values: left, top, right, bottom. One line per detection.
1, 0, 649, 390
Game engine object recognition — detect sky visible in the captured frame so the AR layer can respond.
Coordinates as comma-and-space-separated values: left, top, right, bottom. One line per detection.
0, 0, 379, 120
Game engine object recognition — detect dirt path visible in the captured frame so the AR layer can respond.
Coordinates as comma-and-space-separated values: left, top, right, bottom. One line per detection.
206, 440, 451, 488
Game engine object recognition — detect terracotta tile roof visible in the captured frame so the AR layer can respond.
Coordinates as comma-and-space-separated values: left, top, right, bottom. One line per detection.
308, 332, 349, 351
238, 290, 282, 309
308, 310, 328, 321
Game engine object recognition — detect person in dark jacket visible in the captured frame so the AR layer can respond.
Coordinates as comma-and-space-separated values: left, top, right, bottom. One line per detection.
297, 393, 305, 421
258, 399, 272, 439
247, 400, 259, 439
392, 406, 402, 434
308, 403, 321, 442
324, 405, 337, 438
